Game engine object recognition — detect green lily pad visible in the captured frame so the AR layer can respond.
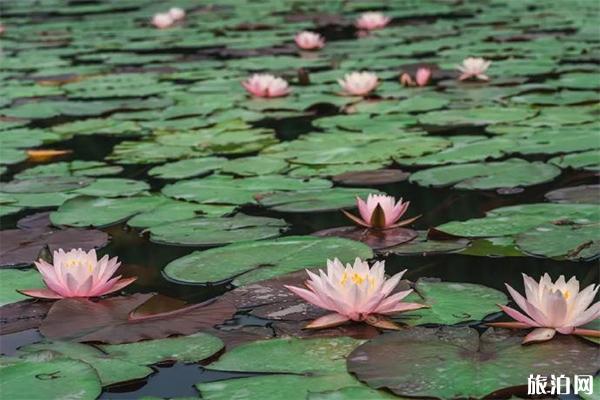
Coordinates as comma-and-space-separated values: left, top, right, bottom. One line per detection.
0, 354, 101, 400
163, 175, 331, 205
418, 107, 536, 126
515, 223, 600, 261
99, 332, 224, 365
19, 341, 153, 387
409, 158, 561, 190
307, 387, 398, 400
198, 337, 365, 400
347, 327, 600, 399
257, 188, 380, 213
549, 150, 600, 171
146, 214, 288, 246
15, 161, 123, 179
382, 231, 469, 255
398, 279, 507, 326
1, 176, 93, 194
163, 236, 373, 286
435, 203, 600, 237
148, 157, 228, 180
73, 178, 149, 198
51, 195, 167, 227
127, 201, 234, 228
0, 269, 44, 306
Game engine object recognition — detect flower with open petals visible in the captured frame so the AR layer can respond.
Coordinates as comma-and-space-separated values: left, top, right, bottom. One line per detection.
489, 273, 600, 344
285, 258, 426, 329
168, 7, 185, 21
295, 31, 325, 50
19, 249, 136, 299
458, 57, 491, 81
242, 73, 290, 98
415, 67, 432, 86
343, 194, 418, 229
355, 12, 390, 31
338, 71, 379, 96
152, 13, 174, 29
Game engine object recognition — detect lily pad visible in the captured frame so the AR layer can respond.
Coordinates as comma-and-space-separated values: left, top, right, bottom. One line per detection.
257, 188, 380, 213
409, 158, 561, 190
73, 178, 150, 198
163, 236, 373, 286
382, 231, 470, 255
40, 293, 236, 344
332, 169, 410, 186
0, 355, 102, 400
418, 107, 536, 126
549, 150, 599, 171
148, 157, 228, 180
0, 269, 44, 306
515, 223, 600, 261
545, 185, 598, 204
398, 279, 507, 326
146, 214, 288, 246
313, 226, 418, 250
347, 327, 600, 399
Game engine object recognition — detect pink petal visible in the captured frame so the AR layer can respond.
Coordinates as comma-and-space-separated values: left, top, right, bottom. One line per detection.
284, 285, 331, 310
305, 313, 350, 329
18, 288, 63, 299
499, 305, 539, 327
523, 328, 556, 344
376, 301, 426, 315
98, 277, 137, 296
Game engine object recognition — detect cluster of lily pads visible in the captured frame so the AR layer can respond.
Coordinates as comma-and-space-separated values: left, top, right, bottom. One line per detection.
1, 0, 599, 399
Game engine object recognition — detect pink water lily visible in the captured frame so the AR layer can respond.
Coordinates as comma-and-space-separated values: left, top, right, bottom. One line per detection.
151, 13, 174, 29
458, 57, 491, 81
400, 67, 431, 87
338, 71, 379, 96
343, 194, 418, 229
285, 258, 426, 329
489, 273, 600, 344
242, 73, 290, 98
19, 249, 136, 299
355, 12, 390, 31
295, 31, 325, 50
168, 7, 185, 21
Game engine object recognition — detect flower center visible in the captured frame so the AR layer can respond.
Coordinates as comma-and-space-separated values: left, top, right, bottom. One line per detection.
562, 290, 570, 300
65, 258, 94, 272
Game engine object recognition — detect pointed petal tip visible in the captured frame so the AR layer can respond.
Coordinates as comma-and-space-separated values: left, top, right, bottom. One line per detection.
17, 288, 63, 300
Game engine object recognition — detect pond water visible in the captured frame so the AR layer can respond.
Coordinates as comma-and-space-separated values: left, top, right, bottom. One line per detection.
1, 0, 598, 399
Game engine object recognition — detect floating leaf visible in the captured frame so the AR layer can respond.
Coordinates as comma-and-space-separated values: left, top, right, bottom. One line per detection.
164, 236, 373, 286
545, 185, 598, 204
347, 327, 600, 399
0, 269, 44, 306
515, 223, 599, 261
332, 169, 410, 186
313, 226, 418, 250
257, 188, 380, 213
146, 214, 287, 246
40, 293, 236, 344
382, 231, 470, 255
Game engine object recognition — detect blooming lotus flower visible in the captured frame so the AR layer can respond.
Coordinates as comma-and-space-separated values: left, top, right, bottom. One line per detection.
19, 249, 136, 299
0, 24, 5, 35
152, 13, 174, 29
415, 67, 432, 86
489, 273, 600, 344
242, 74, 290, 98
338, 72, 379, 96
458, 57, 491, 81
399, 72, 414, 86
285, 258, 426, 329
342, 194, 418, 229
295, 31, 325, 50
355, 12, 390, 31
168, 7, 185, 21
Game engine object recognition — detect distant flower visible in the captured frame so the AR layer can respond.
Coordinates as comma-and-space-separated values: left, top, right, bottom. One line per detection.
152, 13, 174, 29
399, 72, 414, 86
489, 273, 600, 344
338, 71, 379, 96
19, 249, 136, 299
458, 57, 491, 81
415, 67, 432, 86
0, 24, 5, 35
242, 73, 290, 98
355, 12, 390, 31
168, 7, 186, 21
285, 258, 426, 329
294, 31, 325, 50
343, 194, 417, 229
400, 67, 432, 87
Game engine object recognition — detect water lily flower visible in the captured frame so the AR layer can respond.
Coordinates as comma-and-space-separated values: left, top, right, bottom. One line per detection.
0, 24, 5, 35
295, 31, 325, 50
242, 73, 291, 98
342, 194, 418, 229
151, 12, 174, 29
415, 67, 432, 86
489, 273, 600, 344
458, 57, 491, 81
355, 12, 390, 31
399, 72, 414, 86
285, 258, 426, 329
19, 249, 136, 299
338, 71, 379, 96
168, 7, 185, 21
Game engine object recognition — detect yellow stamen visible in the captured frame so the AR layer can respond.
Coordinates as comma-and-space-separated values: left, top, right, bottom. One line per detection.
351, 273, 365, 285
563, 290, 570, 300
